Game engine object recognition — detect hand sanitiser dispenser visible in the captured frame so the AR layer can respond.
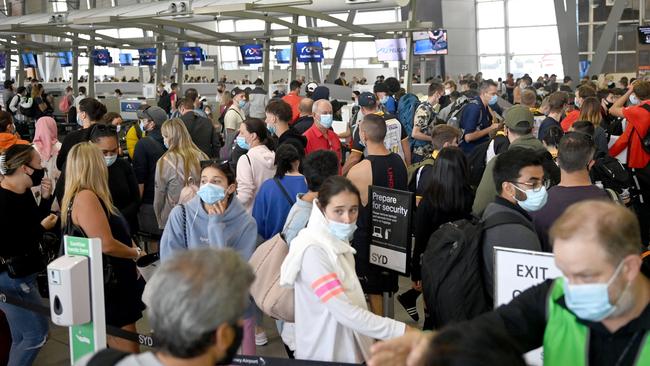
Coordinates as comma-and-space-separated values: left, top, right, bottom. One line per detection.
47, 255, 91, 326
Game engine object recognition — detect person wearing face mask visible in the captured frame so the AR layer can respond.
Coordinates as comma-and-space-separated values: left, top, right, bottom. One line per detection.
132, 106, 169, 240
439, 80, 456, 109
304, 99, 342, 169
561, 85, 597, 132
458, 80, 502, 154
265, 100, 307, 158
154, 118, 207, 230
222, 88, 247, 160
472, 105, 560, 215
480, 148, 545, 300
373, 82, 396, 115
608, 80, 650, 246
235, 118, 276, 213
0, 144, 55, 365
369, 200, 650, 366
532, 132, 609, 252
78, 248, 252, 366
280, 176, 411, 363
56, 97, 107, 170
160, 160, 257, 355
0, 111, 29, 152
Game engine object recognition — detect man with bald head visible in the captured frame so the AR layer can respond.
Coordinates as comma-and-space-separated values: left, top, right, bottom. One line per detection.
303, 99, 342, 168
294, 98, 315, 135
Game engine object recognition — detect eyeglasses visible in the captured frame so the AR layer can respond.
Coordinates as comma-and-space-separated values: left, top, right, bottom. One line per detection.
508, 179, 550, 192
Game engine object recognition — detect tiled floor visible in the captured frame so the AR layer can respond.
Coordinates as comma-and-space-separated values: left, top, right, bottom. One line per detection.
34, 276, 424, 365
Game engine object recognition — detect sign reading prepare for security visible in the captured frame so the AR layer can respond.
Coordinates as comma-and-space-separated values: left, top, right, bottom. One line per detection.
494, 247, 561, 366
369, 186, 413, 275
240, 44, 263, 64
296, 41, 324, 63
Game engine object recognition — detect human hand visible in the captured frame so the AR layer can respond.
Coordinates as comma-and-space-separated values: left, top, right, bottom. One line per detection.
40, 213, 58, 230
412, 281, 422, 292
40, 177, 52, 200
368, 328, 434, 366
205, 198, 228, 215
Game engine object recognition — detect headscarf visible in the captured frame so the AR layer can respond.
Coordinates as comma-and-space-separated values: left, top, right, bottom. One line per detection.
33, 116, 59, 161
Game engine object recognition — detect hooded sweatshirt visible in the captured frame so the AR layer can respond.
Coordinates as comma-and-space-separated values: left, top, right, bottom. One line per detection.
236, 145, 276, 212
278, 127, 307, 158
159, 195, 257, 263
280, 203, 405, 363
0, 132, 29, 152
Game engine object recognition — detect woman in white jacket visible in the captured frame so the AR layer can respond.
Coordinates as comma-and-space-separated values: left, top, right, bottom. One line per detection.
280, 176, 409, 363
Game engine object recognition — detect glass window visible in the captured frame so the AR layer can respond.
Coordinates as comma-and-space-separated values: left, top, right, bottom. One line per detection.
577, 0, 590, 23
510, 54, 563, 78
507, 0, 556, 27
235, 19, 265, 32
352, 42, 376, 58
478, 29, 506, 54
579, 25, 589, 53
477, 1, 504, 28
509, 26, 560, 54
479, 56, 506, 80
220, 46, 238, 62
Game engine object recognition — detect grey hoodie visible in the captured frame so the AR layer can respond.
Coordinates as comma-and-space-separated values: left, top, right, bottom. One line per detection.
160, 195, 257, 263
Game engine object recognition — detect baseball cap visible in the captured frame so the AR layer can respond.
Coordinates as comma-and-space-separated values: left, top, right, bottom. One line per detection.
231, 87, 245, 98
3, 80, 13, 89
306, 82, 318, 93
137, 106, 168, 127
373, 82, 389, 94
358, 92, 377, 107
312, 86, 330, 101
504, 105, 534, 130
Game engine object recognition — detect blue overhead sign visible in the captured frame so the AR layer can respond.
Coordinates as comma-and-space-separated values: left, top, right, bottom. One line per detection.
138, 48, 157, 66
58, 51, 73, 67
91, 49, 112, 66
275, 48, 291, 64
119, 53, 133, 66
240, 44, 263, 64
21, 53, 36, 68
180, 47, 204, 65
296, 42, 324, 63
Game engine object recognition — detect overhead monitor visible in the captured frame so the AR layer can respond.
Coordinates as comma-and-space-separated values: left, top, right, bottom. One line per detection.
58, 51, 73, 67
138, 48, 157, 66
180, 46, 204, 65
91, 49, 112, 66
375, 38, 407, 61
413, 29, 448, 55
639, 26, 650, 44
240, 44, 263, 64
119, 53, 133, 66
0, 54, 6, 70
275, 48, 291, 64
296, 41, 324, 63
21, 53, 37, 68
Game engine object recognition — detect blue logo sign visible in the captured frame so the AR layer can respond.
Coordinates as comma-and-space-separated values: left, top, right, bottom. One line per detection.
374, 39, 407, 61
120, 101, 142, 113
138, 48, 157, 66
240, 44, 263, 64
91, 49, 112, 66
579, 61, 591, 79
296, 42, 324, 63
180, 47, 204, 65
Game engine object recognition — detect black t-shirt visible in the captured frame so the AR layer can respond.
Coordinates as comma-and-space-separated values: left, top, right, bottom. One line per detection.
538, 116, 561, 141
0, 186, 53, 258
132, 131, 166, 204
56, 127, 92, 170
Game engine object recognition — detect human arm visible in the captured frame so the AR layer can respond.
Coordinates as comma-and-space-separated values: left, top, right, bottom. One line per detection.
301, 247, 406, 340
251, 185, 269, 239
73, 190, 140, 259
8, 95, 20, 113
153, 159, 168, 228
609, 122, 633, 157
411, 126, 430, 142
132, 141, 148, 198
411, 200, 434, 282
608, 83, 634, 118
160, 205, 188, 261
342, 151, 363, 176
401, 138, 411, 166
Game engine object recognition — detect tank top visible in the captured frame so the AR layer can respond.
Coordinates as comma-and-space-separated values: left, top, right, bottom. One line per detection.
353, 153, 408, 262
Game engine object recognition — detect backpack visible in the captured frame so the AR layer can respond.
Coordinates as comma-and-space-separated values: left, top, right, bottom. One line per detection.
4, 93, 14, 115
467, 135, 509, 188
637, 104, 650, 154
445, 96, 481, 129
421, 212, 530, 329
158, 92, 172, 114
87, 348, 129, 366
58, 95, 70, 113
407, 156, 435, 188
19, 98, 36, 118
590, 153, 634, 194
396, 93, 421, 149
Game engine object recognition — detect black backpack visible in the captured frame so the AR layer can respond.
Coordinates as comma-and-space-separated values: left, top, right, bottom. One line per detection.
467, 135, 509, 188
590, 153, 634, 193
158, 92, 172, 114
421, 212, 530, 329
5, 93, 15, 115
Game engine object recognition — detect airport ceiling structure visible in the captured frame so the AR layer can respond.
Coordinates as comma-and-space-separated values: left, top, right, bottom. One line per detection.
0, 0, 433, 52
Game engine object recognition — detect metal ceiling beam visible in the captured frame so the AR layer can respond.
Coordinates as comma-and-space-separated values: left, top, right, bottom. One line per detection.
256, 6, 373, 35
133, 17, 239, 42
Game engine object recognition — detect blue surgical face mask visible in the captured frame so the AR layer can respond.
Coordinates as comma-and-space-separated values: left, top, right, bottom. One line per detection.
267, 124, 276, 135
163, 140, 169, 150
236, 135, 250, 150
238, 100, 247, 109
77, 116, 84, 127
574, 99, 581, 108
139, 120, 148, 132
197, 183, 226, 205
327, 220, 357, 242
629, 94, 640, 105
380, 96, 389, 104
489, 94, 498, 105
564, 260, 627, 322
319, 114, 333, 129
512, 184, 548, 212
104, 154, 117, 167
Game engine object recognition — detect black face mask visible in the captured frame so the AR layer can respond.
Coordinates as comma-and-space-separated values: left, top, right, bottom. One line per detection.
27, 166, 45, 187
217, 324, 243, 365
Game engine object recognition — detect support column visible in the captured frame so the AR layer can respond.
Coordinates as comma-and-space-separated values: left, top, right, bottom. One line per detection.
155, 28, 163, 88
289, 15, 298, 82
305, 17, 321, 83
263, 21, 271, 88
403, 0, 416, 93
4, 51, 11, 81
88, 31, 95, 98
17, 48, 24, 87
554, 0, 579, 83
72, 42, 79, 94
327, 11, 356, 85
589, 0, 626, 75
177, 29, 184, 92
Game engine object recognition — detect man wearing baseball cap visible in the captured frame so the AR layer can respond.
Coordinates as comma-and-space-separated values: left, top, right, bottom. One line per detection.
472, 105, 558, 215
133, 105, 169, 238
342, 92, 411, 175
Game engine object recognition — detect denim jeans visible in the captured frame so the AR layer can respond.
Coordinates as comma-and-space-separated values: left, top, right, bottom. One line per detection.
0, 272, 49, 366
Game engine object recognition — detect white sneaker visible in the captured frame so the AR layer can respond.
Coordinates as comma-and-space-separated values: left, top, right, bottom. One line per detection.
255, 331, 268, 346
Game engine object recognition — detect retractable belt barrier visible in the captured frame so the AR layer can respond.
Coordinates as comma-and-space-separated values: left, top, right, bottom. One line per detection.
0, 291, 359, 366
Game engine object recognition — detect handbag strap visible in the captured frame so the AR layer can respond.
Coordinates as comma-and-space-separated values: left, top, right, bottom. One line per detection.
180, 204, 187, 247
274, 177, 294, 205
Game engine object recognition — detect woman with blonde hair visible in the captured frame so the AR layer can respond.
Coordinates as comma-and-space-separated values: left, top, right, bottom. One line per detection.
577, 96, 609, 156
154, 118, 208, 229
61, 142, 145, 353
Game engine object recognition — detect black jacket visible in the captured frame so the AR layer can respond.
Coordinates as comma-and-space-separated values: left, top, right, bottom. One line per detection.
180, 111, 220, 158
293, 115, 314, 135
278, 128, 308, 158
132, 129, 165, 204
